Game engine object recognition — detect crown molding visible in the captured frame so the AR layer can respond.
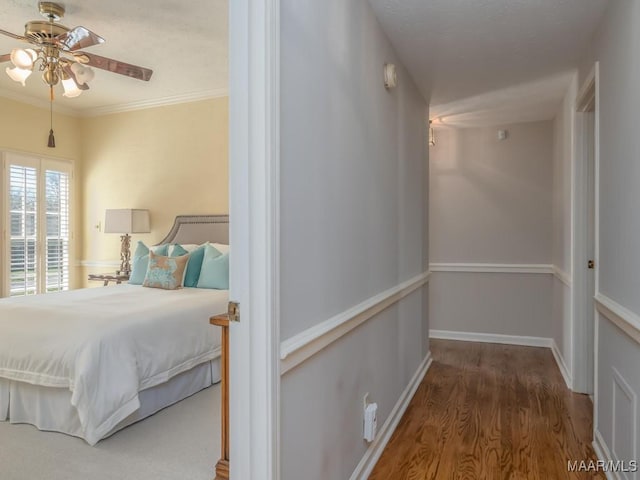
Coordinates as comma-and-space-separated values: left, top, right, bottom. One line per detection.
80, 89, 229, 117
0, 87, 77, 116
0, 88, 229, 118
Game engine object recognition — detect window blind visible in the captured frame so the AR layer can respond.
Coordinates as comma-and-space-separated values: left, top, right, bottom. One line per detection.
9, 165, 38, 296
5, 157, 72, 297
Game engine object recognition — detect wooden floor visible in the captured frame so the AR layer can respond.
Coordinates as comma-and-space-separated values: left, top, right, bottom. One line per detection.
370, 340, 603, 479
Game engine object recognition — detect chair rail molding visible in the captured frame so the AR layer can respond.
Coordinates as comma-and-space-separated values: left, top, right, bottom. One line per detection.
552, 265, 572, 287
429, 263, 554, 274
595, 293, 640, 345
78, 260, 120, 268
280, 271, 431, 374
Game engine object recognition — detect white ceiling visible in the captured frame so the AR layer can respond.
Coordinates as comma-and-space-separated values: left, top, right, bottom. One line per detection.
369, 0, 609, 126
0, 0, 227, 115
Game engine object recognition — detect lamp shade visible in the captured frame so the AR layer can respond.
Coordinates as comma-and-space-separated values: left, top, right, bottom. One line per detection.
104, 209, 150, 234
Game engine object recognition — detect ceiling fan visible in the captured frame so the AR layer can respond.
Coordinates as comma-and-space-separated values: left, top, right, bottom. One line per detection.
0, 1, 153, 99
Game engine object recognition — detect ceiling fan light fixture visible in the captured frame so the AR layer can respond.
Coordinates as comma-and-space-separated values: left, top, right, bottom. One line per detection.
10, 48, 37, 68
5, 66, 32, 86
61, 74, 82, 97
70, 62, 94, 85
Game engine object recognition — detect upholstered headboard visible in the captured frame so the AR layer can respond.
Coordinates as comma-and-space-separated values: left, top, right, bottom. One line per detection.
156, 215, 229, 245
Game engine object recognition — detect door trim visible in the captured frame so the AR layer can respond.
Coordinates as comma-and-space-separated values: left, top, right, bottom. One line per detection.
228, 0, 281, 478
572, 62, 599, 396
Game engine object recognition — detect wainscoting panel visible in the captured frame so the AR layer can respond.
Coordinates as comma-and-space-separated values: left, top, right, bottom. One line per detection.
612, 367, 637, 479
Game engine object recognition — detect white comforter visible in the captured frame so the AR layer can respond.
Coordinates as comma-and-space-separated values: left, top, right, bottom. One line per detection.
0, 285, 225, 445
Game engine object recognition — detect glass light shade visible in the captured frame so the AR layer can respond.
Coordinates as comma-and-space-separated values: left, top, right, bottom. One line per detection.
71, 62, 95, 85
5, 66, 32, 86
10, 48, 37, 69
62, 76, 83, 98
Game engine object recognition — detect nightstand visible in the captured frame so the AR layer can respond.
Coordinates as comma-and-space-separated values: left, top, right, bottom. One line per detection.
88, 273, 130, 286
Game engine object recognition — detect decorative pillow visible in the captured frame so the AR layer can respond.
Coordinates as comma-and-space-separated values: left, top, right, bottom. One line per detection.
197, 244, 229, 289
129, 242, 170, 285
171, 244, 189, 257
168, 244, 199, 256
211, 243, 230, 254
171, 243, 213, 287
143, 251, 190, 290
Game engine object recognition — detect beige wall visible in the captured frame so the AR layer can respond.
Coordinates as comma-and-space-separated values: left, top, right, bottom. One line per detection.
0, 97, 84, 289
0, 96, 228, 289
80, 97, 229, 285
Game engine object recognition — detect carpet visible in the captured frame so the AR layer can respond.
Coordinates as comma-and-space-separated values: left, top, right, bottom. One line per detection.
0, 384, 221, 480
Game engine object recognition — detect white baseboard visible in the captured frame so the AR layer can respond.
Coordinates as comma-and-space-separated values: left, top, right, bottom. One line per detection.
350, 351, 433, 480
430, 330, 574, 390
593, 429, 618, 480
550, 339, 573, 389
430, 329, 553, 348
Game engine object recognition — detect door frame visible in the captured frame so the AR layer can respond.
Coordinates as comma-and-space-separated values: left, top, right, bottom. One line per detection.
572, 62, 599, 395
228, 0, 281, 479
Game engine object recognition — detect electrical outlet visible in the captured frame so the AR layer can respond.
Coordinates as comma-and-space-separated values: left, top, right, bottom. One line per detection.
363, 399, 378, 442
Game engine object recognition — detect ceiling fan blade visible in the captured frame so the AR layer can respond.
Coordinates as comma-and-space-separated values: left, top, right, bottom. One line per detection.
62, 64, 90, 90
0, 28, 28, 42
56, 26, 105, 52
0, 53, 11, 64
74, 51, 153, 81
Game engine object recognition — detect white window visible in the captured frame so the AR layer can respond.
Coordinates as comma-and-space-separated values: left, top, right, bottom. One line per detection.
2, 152, 73, 297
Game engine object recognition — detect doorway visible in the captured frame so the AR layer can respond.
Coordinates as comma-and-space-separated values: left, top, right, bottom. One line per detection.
573, 63, 599, 396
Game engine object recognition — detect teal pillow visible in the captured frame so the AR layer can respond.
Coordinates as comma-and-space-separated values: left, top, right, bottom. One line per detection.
172, 243, 212, 287
129, 242, 169, 284
196, 245, 228, 289
171, 244, 189, 257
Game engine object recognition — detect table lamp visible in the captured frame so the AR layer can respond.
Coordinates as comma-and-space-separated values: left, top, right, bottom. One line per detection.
104, 209, 150, 275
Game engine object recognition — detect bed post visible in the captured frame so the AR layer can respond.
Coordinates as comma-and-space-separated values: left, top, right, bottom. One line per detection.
210, 314, 230, 479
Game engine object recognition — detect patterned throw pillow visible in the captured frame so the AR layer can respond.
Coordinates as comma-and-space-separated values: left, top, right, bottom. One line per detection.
142, 251, 190, 290
130, 242, 170, 285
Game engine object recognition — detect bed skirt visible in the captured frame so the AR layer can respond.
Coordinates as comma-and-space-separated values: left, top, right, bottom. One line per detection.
0, 358, 221, 444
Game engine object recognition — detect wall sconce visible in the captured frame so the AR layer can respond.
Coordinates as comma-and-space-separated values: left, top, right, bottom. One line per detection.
429, 120, 436, 147
384, 63, 397, 90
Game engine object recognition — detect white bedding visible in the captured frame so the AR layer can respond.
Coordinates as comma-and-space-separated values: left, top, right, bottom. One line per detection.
0, 285, 225, 445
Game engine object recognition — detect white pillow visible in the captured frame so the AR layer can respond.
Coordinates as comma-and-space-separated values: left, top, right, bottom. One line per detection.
212, 243, 230, 254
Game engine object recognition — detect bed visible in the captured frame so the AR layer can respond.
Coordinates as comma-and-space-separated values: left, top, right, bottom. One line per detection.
0, 214, 229, 445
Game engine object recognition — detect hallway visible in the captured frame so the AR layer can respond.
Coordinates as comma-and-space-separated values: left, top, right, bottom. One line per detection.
370, 340, 602, 479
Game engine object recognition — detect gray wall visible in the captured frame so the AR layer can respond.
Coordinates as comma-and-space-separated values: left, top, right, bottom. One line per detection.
429, 122, 554, 338
279, 0, 429, 478
430, 123, 553, 264
579, 0, 640, 464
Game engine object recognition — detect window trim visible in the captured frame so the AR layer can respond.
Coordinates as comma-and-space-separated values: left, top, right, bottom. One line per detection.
1, 151, 74, 297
